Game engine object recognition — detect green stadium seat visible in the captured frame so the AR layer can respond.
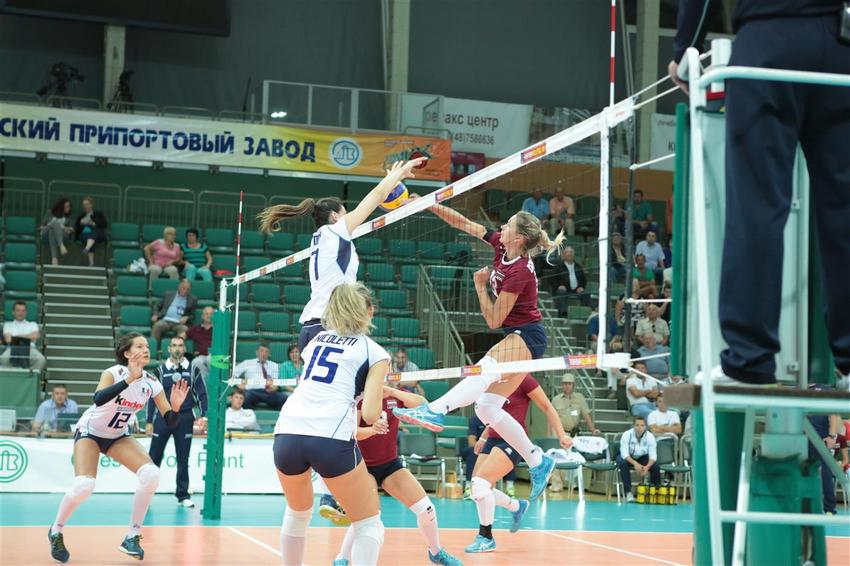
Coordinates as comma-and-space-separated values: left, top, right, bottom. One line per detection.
437, 414, 469, 448
142, 224, 166, 243
175, 226, 191, 245
400, 265, 419, 290
357, 237, 383, 261
568, 306, 593, 325
192, 280, 216, 305
283, 285, 311, 312
111, 248, 144, 273
4, 243, 36, 270
146, 337, 159, 360
356, 262, 365, 280
205, 228, 235, 253
371, 317, 390, 345
408, 347, 435, 370
391, 318, 425, 346
295, 233, 313, 251
115, 276, 149, 305
251, 282, 284, 310
276, 262, 305, 284
418, 241, 444, 263
445, 242, 473, 259
151, 278, 179, 298
240, 230, 266, 255
5, 216, 36, 242
4, 300, 38, 321
378, 289, 411, 316
430, 265, 457, 292
236, 310, 258, 338
213, 254, 238, 275
110, 222, 140, 248
268, 232, 295, 256
366, 263, 396, 289
259, 311, 293, 340
235, 341, 261, 363
4, 271, 37, 299
242, 256, 273, 279
268, 342, 288, 365
293, 319, 303, 335
225, 282, 250, 309
253, 409, 279, 433
389, 239, 418, 264
420, 380, 450, 402
119, 305, 152, 335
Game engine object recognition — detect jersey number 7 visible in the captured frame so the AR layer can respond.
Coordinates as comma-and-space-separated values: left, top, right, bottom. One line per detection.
304, 346, 344, 384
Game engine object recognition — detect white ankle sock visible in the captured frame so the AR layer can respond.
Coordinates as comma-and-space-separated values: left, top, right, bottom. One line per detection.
493, 488, 519, 512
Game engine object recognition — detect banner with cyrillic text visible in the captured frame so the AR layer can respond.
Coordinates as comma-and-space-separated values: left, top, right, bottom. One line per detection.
0, 435, 319, 494
0, 103, 451, 180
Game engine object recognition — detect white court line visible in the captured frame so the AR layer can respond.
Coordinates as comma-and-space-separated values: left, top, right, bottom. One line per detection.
226, 526, 281, 558
542, 530, 686, 566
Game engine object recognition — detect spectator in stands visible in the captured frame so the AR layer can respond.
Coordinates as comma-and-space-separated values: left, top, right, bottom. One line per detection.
0, 301, 46, 371
180, 228, 213, 283
145, 226, 183, 285
280, 344, 303, 391
521, 188, 550, 228
635, 231, 665, 284
392, 347, 425, 397
32, 384, 78, 433
663, 374, 686, 388
632, 254, 658, 299
637, 333, 670, 381
551, 373, 600, 438
233, 343, 286, 410
151, 279, 197, 343
626, 361, 658, 419
74, 196, 108, 267
658, 284, 672, 325
587, 309, 619, 348
647, 394, 681, 441
225, 389, 260, 431
617, 416, 660, 501
609, 231, 627, 283
461, 413, 486, 496
550, 246, 590, 318
630, 189, 658, 238
635, 304, 670, 346
40, 198, 74, 265
186, 306, 214, 378
548, 187, 575, 237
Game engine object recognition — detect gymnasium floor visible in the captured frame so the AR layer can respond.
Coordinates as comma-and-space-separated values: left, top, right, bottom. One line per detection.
1, 494, 848, 565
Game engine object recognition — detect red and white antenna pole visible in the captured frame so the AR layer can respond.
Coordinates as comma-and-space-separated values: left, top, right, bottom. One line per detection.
609, 0, 617, 107
230, 190, 245, 374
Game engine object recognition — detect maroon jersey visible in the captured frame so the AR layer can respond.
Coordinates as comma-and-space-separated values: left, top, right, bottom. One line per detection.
484, 231, 542, 327
488, 374, 540, 440
357, 396, 406, 467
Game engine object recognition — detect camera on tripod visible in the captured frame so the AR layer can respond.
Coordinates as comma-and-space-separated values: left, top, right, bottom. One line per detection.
36, 62, 85, 107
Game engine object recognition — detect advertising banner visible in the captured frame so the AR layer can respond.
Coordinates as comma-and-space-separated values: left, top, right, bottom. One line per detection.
0, 435, 306, 494
0, 103, 451, 180
649, 113, 676, 171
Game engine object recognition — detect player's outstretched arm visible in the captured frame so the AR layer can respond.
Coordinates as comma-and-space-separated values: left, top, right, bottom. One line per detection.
383, 385, 426, 408
361, 360, 390, 424
429, 203, 486, 239
344, 157, 426, 234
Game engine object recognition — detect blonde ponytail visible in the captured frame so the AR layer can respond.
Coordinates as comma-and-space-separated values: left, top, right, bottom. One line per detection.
322, 283, 374, 337
514, 210, 565, 258
257, 198, 316, 234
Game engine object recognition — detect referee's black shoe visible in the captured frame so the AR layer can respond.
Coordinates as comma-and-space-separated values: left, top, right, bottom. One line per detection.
119, 534, 145, 560
48, 528, 70, 563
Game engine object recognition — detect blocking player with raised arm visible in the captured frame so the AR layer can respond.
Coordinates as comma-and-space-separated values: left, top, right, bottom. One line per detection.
273, 283, 391, 566
394, 205, 564, 501
47, 332, 189, 563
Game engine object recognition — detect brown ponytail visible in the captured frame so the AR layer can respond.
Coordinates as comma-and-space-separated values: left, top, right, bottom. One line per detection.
257, 197, 344, 234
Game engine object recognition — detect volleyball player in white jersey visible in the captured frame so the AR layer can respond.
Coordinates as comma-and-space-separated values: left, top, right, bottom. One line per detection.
257, 156, 425, 352
47, 332, 189, 563
273, 283, 390, 566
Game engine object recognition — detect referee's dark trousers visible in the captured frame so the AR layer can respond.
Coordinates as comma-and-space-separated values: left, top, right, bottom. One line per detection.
719, 14, 850, 384
149, 411, 195, 502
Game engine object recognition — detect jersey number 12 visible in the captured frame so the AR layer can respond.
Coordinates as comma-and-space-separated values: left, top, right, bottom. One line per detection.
304, 346, 344, 384
107, 412, 132, 429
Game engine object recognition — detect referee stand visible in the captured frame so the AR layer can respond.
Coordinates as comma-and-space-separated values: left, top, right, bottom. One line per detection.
669, 42, 850, 566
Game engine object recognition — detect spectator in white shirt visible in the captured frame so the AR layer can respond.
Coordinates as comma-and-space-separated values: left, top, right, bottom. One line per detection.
647, 394, 682, 441
625, 361, 658, 419
232, 343, 286, 410
635, 304, 670, 346
0, 301, 46, 370
225, 389, 260, 431
392, 347, 425, 397
617, 416, 660, 501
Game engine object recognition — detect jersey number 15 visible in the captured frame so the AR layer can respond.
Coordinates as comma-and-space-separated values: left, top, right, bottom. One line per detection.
304, 346, 344, 384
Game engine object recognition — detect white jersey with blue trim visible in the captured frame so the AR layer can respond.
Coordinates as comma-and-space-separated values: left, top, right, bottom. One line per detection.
299, 217, 360, 324
275, 331, 389, 441
75, 365, 163, 439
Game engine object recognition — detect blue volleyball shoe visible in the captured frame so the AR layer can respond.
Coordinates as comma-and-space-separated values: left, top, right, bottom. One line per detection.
510, 499, 529, 533
528, 453, 555, 501
464, 535, 496, 553
428, 547, 463, 565
332, 559, 349, 566
118, 535, 144, 560
393, 405, 445, 433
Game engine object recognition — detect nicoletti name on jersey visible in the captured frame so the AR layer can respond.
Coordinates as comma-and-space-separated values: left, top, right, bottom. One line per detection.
313, 334, 359, 347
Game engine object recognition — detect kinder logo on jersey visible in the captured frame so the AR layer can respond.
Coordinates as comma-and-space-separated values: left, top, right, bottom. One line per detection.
0, 440, 28, 483
330, 138, 362, 169
436, 186, 454, 202
115, 394, 146, 411
372, 217, 386, 230
462, 366, 482, 376
521, 142, 547, 164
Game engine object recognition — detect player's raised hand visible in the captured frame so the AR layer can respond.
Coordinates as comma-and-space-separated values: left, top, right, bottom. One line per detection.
473, 266, 491, 288
169, 379, 190, 410
126, 351, 147, 382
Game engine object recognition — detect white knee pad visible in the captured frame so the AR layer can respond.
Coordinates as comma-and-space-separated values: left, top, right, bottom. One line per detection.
470, 476, 493, 502
136, 463, 160, 493
281, 506, 312, 538
477, 356, 502, 386
474, 392, 507, 427
351, 513, 385, 547
69, 475, 96, 499
408, 496, 435, 519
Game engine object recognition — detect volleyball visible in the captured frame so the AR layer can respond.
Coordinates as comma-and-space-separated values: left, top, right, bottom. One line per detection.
380, 182, 409, 211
